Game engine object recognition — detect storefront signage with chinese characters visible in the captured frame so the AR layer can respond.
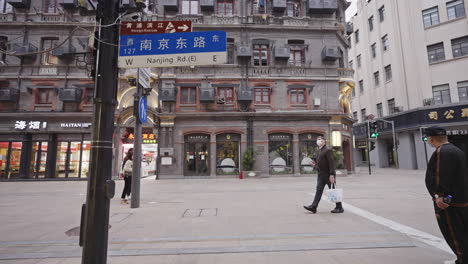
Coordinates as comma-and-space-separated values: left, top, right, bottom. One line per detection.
60, 123, 92, 128
14, 121, 47, 130
126, 133, 157, 144
446, 130, 468, 136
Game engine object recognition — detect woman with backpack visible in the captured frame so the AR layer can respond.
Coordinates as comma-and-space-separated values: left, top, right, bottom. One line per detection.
121, 148, 133, 204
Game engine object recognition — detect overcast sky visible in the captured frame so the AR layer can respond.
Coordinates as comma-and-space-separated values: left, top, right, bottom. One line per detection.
346, 0, 358, 21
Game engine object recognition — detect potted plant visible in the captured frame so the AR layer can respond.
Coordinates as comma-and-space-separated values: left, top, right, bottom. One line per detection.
242, 146, 257, 177
332, 148, 347, 176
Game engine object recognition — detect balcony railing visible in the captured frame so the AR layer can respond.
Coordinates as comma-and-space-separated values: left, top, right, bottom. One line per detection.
337, 68, 354, 79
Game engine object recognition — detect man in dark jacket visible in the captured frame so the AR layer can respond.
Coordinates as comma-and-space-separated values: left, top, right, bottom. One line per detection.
304, 136, 344, 214
425, 126, 468, 264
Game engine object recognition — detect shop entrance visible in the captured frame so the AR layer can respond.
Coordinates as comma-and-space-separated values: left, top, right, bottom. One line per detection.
56, 141, 91, 178
0, 142, 22, 179
216, 134, 240, 175
184, 134, 210, 176
29, 141, 48, 178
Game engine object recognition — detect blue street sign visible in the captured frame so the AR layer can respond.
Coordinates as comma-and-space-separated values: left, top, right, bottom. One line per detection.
139, 96, 148, 124
118, 31, 227, 68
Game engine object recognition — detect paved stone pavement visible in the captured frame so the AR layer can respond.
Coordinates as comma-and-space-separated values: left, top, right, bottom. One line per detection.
0, 168, 458, 264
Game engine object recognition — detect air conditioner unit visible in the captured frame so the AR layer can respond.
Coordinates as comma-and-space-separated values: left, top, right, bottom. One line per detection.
237, 46, 252, 58
161, 0, 178, 11
0, 88, 19, 102
237, 89, 252, 102
52, 45, 77, 57
200, 0, 214, 11
274, 46, 290, 60
422, 98, 434, 106
321, 46, 341, 61
6, 0, 30, 9
314, 98, 321, 106
59, 89, 82, 102
199, 88, 215, 102
120, 0, 145, 12
272, 0, 286, 12
59, 0, 77, 9
10, 43, 38, 60
159, 82, 177, 101
308, 0, 337, 14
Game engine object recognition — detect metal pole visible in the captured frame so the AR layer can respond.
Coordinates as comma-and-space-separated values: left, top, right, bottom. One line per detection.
131, 69, 142, 208
391, 121, 399, 169
367, 121, 371, 175
81, 0, 118, 262
424, 142, 428, 165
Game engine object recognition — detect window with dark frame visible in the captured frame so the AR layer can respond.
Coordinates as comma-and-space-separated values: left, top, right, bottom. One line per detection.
286, 0, 301, 17
368, 16, 374, 31
41, 38, 59, 65
447, 0, 465, 20
371, 43, 377, 58
289, 88, 306, 104
217, 0, 233, 16
377, 103, 383, 117
427, 42, 445, 63
359, 80, 364, 93
180, 87, 197, 104
422, 6, 440, 27
253, 44, 269, 66
352, 86, 356, 97
355, 30, 359, 43
361, 108, 367, 121
458, 81, 468, 102
0, 36, 7, 63
382, 34, 389, 51
254, 87, 270, 104
357, 54, 361, 67
349, 60, 353, 69
378, 5, 385, 22
451, 36, 468, 58
387, 98, 395, 114
353, 111, 358, 120
218, 87, 234, 104
227, 38, 235, 64
374, 71, 380, 87
182, 0, 199, 15
432, 84, 451, 105
385, 65, 392, 81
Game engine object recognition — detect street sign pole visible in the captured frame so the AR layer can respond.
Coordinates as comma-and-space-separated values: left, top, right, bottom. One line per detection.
131, 69, 143, 209
367, 120, 371, 175
81, 0, 118, 263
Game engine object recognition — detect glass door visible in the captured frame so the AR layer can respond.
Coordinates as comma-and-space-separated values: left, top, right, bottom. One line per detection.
0, 142, 10, 179
9, 142, 22, 179
79, 141, 91, 178
56, 142, 69, 177
184, 142, 210, 176
30, 141, 48, 178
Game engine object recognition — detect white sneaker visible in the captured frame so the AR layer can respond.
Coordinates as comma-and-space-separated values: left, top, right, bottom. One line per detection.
127, 195, 131, 200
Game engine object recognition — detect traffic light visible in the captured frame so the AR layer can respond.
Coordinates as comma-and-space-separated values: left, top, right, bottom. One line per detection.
420, 127, 428, 142
368, 121, 379, 139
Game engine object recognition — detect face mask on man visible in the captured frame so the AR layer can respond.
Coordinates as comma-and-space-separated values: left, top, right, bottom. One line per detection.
316, 138, 325, 147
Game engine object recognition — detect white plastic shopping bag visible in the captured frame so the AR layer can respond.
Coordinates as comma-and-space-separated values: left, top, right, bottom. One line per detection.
326, 184, 343, 203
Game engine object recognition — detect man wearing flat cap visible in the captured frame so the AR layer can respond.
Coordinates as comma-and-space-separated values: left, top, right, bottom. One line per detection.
304, 136, 344, 214
424, 126, 468, 264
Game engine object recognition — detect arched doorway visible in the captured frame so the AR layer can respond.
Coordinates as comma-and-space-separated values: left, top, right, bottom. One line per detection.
216, 133, 241, 175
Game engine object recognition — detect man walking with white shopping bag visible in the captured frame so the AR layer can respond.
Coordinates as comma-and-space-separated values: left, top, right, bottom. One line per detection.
304, 136, 344, 214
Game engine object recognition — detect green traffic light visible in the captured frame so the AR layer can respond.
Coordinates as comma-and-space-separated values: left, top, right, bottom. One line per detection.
423, 136, 428, 142
371, 132, 379, 138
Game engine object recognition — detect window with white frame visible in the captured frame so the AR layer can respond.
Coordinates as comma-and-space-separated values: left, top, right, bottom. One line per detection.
289, 88, 306, 104
41, 38, 59, 65
254, 87, 270, 104
432, 84, 451, 105
182, 0, 199, 14
44, 0, 59, 13
218, 87, 234, 104
422, 6, 440, 27
286, 0, 301, 17
253, 44, 269, 66
458, 81, 468, 102
217, 0, 233, 16
382, 34, 389, 51
427, 42, 445, 63
447, 0, 465, 20
451, 36, 468, 58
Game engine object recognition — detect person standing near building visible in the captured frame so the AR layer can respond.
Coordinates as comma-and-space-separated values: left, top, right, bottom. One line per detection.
425, 126, 468, 264
121, 148, 133, 204
304, 136, 344, 214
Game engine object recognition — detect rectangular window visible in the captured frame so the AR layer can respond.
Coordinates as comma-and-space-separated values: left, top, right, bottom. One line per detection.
36, 89, 53, 104
0, 36, 7, 63
377, 103, 383, 118
357, 54, 362, 67
422, 6, 440, 27
349, 60, 353, 69
355, 30, 359, 43
347, 37, 351, 48
353, 111, 358, 120
254, 88, 270, 104
361, 108, 367, 121
382, 34, 389, 51
387, 98, 395, 114
379, 5, 385, 22
427, 42, 445, 63
44, 0, 58, 13
368, 16, 374, 31
290, 88, 306, 104
253, 44, 269, 66
374, 71, 380, 87
447, 0, 465, 20
227, 44, 235, 64
385, 65, 392, 81
352, 86, 356, 97
451, 36, 468, 58
182, 0, 199, 14
41, 38, 59, 65
0, 0, 13, 13
458, 81, 468, 102
359, 80, 364, 93
371, 43, 377, 58
433, 84, 451, 105
218, 87, 234, 104
286, 0, 301, 17
180, 87, 197, 104
288, 48, 304, 66
217, 0, 233, 16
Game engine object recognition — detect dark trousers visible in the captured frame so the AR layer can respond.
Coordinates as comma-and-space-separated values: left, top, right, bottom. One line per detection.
311, 175, 343, 209
121, 176, 132, 199
435, 206, 468, 264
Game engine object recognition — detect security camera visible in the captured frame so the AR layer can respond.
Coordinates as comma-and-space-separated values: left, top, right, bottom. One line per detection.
130, 14, 140, 20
